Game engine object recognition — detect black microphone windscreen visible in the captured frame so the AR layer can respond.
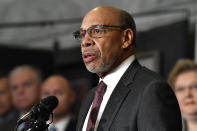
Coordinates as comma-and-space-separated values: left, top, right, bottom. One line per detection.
41, 96, 58, 112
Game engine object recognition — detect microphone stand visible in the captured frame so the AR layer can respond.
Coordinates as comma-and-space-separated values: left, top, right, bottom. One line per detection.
25, 111, 52, 131
15, 96, 58, 131
27, 119, 49, 131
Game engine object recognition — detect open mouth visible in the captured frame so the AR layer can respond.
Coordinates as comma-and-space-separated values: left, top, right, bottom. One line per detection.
83, 52, 97, 63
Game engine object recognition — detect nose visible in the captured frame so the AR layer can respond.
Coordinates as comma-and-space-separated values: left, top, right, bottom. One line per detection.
81, 32, 94, 48
185, 87, 193, 98
16, 86, 24, 95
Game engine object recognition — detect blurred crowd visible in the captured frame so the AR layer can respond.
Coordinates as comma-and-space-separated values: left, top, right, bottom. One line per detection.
1, 58, 197, 131
0, 65, 77, 131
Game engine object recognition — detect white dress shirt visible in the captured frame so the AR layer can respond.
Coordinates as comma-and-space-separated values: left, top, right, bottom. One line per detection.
82, 55, 135, 131
49, 115, 71, 131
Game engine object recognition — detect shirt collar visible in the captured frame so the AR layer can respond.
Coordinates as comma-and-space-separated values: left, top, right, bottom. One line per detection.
101, 55, 135, 87
51, 115, 71, 131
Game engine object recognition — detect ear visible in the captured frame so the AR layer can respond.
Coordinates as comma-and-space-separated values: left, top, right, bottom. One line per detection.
122, 29, 133, 49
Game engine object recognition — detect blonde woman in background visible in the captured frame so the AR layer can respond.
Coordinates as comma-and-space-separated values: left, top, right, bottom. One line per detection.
168, 59, 197, 131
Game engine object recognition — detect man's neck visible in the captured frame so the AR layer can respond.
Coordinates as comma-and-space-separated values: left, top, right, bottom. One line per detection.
98, 54, 135, 79
98, 54, 133, 79
52, 113, 69, 123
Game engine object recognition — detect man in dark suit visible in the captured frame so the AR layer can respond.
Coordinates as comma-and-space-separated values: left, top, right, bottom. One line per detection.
41, 75, 77, 131
73, 6, 182, 131
0, 73, 18, 131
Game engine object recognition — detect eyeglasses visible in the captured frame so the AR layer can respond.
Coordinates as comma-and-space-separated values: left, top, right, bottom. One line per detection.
175, 84, 197, 93
72, 25, 126, 41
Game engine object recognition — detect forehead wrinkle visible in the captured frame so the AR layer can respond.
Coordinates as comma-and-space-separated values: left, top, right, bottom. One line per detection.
81, 8, 121, 30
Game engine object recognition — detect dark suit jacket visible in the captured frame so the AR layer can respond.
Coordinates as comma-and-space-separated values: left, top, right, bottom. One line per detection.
0, 110, 19, 131
65, 115, 77, 131
76, 59, 182, 131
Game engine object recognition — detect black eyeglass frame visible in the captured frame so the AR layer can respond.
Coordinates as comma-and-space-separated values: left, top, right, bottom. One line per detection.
72, 25, 127, 41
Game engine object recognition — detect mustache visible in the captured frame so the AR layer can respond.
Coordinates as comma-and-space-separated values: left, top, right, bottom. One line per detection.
82, 49, 101, 57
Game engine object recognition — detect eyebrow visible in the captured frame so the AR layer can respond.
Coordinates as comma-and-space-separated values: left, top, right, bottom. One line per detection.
80, 25, 100, 30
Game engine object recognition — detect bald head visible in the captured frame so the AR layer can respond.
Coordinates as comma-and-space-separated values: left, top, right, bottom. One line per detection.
88, 6, 122, 14
41, 75, 75, 122
82, 6, 136, 46
42, 75, 71, 91
83, 6, 121, 26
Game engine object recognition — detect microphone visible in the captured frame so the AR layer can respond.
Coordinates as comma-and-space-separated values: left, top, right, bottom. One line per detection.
17, 96, 58, 125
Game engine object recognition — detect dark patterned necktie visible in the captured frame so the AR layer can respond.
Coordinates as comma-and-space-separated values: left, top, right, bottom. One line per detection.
86, 81, 107, 131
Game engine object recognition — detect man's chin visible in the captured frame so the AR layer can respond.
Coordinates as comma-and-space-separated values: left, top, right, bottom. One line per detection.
85, 66, 103, 74
52, 112, 68, 118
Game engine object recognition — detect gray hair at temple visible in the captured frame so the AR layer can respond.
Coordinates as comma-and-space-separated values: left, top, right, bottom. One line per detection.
8, 65, 42, 84
118, 10, 136, 47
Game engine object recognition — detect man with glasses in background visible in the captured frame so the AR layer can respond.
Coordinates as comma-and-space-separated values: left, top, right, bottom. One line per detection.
73, 6, 182, 131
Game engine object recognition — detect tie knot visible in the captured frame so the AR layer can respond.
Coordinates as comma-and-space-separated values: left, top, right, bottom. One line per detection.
96, 81, 107, 94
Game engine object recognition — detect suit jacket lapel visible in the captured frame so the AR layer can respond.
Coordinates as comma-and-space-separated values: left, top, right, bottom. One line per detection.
97, 59, 141, 131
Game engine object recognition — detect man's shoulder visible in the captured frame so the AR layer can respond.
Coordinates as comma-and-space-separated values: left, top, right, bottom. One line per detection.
125, 62, 169, 91
125, 59, 165, 84
0, 110, 19, 131
65, 115, 77, 131
137, 66, 163, 81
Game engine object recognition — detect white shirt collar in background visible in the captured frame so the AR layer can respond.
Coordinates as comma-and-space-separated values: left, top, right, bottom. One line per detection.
49, 115, 70, 131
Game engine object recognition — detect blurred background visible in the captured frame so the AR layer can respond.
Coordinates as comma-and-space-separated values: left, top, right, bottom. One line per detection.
0, 0, 196, 113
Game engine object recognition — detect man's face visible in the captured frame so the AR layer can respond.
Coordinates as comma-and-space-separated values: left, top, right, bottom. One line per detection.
41, 76, 75, 118
80, 9, 125, 76
10, 70, 40, 112
0, 78, 13, 116
174, 71, 197, 121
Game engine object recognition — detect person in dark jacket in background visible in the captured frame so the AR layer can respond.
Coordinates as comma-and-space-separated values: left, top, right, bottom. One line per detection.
41, 74, 77, 131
